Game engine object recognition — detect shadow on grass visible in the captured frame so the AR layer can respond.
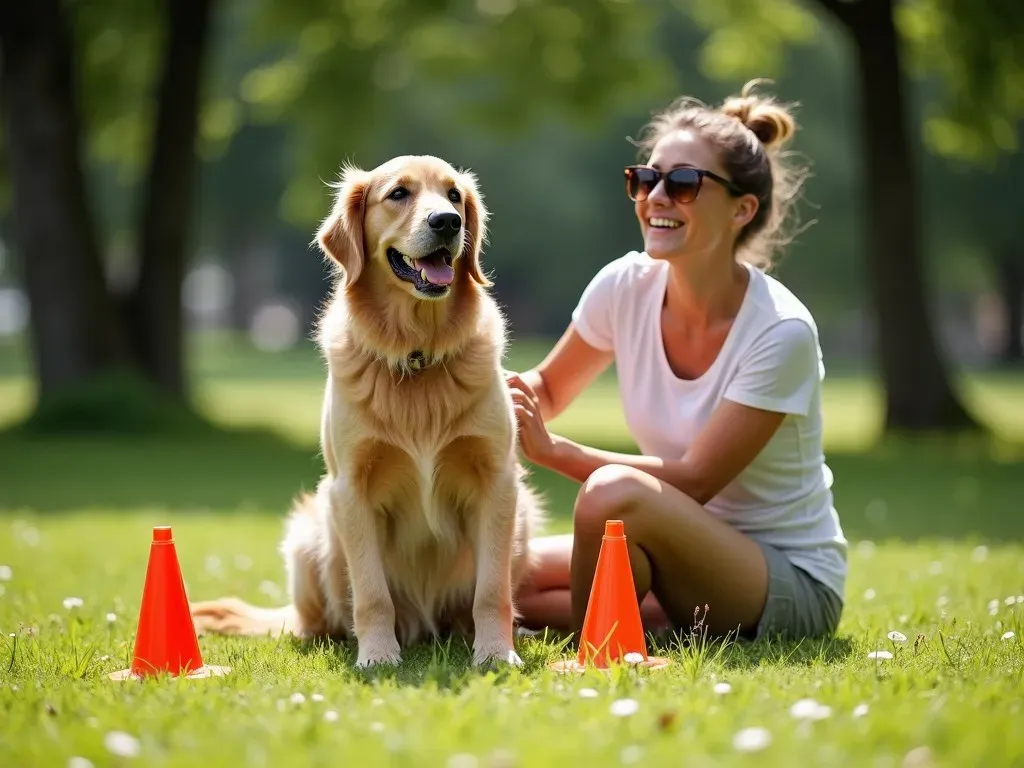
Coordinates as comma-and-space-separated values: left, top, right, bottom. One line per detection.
255, 624, 857, 689
2, 408, 1024, 544
0, 370, 330, 514
714, 634, 858, 671
280, 632, 571, 691
633, 622, 858, 677
0, 425, 326, 515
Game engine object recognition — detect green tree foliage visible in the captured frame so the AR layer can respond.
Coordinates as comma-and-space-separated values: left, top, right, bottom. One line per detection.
231, 0, 673, 225
897, 0, 1024, 163
684, 0, 1024, 164
682, 0, 1023, 432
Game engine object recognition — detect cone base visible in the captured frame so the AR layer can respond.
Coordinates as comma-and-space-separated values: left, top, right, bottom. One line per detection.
108, 664, 231, 681
548, 656, 671, 674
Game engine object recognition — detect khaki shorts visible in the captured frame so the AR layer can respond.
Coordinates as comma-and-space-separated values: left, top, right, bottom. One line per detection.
752, 540, 844, 641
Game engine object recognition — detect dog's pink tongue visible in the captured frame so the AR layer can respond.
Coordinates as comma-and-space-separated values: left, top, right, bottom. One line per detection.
414, 256, 454, 286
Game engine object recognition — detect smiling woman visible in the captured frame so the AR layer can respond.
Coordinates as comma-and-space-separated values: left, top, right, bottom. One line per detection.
507, 80, 848, 645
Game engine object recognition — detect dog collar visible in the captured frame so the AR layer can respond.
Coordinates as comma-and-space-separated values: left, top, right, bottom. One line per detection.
406, 350, 430, 372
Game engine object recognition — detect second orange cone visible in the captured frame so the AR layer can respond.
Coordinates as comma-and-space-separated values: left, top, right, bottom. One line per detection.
548, 519, 670, 672
576, 519, 649, 667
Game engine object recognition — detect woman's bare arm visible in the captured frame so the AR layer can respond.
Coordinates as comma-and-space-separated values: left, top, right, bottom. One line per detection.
538, 399, 787, 504
508, 323, 613, 422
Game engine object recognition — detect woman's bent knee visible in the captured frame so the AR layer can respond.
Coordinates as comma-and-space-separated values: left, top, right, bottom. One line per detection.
574, 464, 689, 532
574, 464, 649, 532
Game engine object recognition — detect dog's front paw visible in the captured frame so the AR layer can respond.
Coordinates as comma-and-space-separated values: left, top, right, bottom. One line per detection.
472, 640, 523, 668
355, 636, 402, 668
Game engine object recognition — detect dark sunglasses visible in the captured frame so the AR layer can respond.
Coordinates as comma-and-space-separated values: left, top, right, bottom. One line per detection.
624, 165, 744, 204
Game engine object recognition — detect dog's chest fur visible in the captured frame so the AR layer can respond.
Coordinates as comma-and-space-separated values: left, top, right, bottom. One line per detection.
334, 351, 509, 535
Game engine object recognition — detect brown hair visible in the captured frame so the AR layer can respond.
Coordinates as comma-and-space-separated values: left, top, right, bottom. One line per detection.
631, 79, 811, 270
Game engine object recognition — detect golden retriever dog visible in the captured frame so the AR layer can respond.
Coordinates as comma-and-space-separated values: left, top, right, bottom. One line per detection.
190, 155, 545, 668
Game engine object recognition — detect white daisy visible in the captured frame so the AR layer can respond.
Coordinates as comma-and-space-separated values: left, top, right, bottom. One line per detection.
733, 727, 772, 752
103, 731, 140, 758
789, 698, 832, 720
610, 698, 639, 717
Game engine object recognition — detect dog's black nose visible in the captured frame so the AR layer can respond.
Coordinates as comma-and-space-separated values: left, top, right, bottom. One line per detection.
427, 211, 462, 233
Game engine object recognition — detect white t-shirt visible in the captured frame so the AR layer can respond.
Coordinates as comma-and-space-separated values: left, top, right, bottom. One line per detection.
571, 251, 847, 602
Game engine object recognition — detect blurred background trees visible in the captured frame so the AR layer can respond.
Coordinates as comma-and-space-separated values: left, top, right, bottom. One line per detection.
0, 0, 1020, 436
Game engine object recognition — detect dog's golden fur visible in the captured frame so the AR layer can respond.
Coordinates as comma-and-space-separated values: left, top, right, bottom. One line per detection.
190, 155, 545, 667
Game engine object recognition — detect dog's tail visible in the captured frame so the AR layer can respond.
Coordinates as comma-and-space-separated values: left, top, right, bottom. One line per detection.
190, 490, 324, 639
191, 597, 298, 638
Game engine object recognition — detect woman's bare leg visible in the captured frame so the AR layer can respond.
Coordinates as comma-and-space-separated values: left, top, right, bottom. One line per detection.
568, 464, 770, 638
517, 533, 670, 633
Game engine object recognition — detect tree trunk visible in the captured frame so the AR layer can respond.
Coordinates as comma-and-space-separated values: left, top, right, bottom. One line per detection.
129, 0, 214, 398
0, 0, 134, 397
847, 0, 979, 431
996, 247, 1023, 365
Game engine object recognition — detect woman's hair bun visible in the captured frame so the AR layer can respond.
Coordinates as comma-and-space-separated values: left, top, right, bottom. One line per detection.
719, 79, 796, 150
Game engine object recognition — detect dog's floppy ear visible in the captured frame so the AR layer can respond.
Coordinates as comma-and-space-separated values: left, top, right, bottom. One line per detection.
459, 170, 492, 287
316, 164, 372, 288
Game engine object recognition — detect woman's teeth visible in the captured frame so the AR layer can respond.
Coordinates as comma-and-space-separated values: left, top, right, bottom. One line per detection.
649, 218, 681, 229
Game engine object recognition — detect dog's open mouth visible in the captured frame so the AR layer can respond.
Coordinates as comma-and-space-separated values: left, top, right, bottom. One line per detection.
387, 247, 455, 295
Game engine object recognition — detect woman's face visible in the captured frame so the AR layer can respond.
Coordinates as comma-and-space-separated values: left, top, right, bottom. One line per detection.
634, 129, 756, 263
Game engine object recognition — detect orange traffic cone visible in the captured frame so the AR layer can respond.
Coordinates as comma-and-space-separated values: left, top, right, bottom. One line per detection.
549, 520, 669, 673
109, 526, 230, 681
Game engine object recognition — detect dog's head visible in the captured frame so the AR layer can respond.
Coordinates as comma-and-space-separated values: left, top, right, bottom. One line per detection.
315, 155, 491, 301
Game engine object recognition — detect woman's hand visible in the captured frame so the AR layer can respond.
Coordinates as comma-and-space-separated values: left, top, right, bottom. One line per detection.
505, 371, 560, 466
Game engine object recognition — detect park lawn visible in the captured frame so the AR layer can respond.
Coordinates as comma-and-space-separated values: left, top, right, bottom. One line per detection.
1, 336, 1023, 765
0, 512, 1022, 767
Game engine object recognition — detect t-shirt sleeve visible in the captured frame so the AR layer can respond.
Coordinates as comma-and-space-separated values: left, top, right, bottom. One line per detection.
724, 318, 822, 417
570, 256, 628, 352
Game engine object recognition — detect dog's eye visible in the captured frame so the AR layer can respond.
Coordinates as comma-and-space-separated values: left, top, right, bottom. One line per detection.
387, 186, 409, 201
448, 189, 461, 204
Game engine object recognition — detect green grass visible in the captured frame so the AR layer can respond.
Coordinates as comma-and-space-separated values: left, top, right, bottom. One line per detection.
1, 334, 1024, 766
1, 515, 1022, 766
